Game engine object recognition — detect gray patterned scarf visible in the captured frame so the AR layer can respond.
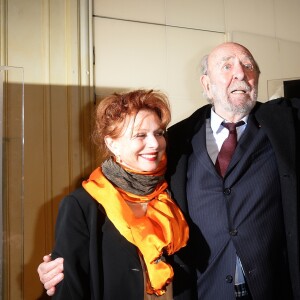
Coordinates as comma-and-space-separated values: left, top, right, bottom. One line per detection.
101, 158, 165, 196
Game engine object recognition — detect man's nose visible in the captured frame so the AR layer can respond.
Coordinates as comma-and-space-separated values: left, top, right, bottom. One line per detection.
233, 63, 245, 80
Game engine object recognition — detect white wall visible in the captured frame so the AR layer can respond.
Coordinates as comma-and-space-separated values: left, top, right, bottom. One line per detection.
93, 0, 300, 124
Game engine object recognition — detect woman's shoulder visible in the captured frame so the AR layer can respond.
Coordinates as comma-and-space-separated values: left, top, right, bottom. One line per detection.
59, 187, 102, 215
57, 187, 106, 232
70, 186, 94, 201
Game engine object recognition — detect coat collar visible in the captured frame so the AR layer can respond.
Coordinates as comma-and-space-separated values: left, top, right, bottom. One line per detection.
253, 101, 296, 176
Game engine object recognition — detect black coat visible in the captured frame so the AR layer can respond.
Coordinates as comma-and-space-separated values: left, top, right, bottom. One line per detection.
166, 98, 300, 300
52, 188, 144, 300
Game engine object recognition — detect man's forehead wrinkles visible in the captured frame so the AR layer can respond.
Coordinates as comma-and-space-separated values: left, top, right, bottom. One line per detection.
220, 55, 234, 62
218, 54, 253, 63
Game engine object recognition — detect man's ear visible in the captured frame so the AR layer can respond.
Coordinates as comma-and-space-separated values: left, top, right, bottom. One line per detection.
200, 74, 212, 99
104, 136, 119, 156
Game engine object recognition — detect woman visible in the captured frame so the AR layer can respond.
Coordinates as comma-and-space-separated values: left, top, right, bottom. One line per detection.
46, 89, 189, 299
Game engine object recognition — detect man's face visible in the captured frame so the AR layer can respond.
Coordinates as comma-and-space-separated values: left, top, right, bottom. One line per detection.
201, 43, 259, 119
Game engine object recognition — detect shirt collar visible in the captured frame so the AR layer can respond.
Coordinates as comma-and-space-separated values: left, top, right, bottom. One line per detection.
210, 107, 249, 134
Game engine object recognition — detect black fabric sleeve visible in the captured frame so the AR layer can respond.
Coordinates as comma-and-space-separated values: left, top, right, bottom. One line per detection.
51, 192, 93, 299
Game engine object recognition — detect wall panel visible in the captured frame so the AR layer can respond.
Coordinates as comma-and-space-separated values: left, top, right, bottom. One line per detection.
166, 0, 225, 32
279, 40, 300, 79
94, 0, 166, 24
2, 0, 94, 299
165, 27, 224, 123
274, 0, 300, 43
225, 0, 276, 39
93, 17, 167, 95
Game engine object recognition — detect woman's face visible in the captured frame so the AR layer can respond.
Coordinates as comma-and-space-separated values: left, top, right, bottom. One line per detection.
106, 109, 166, 172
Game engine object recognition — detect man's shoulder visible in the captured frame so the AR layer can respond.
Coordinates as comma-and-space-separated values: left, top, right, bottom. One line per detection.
168, 104, 211, 133
261, 97, 300, 108
254, 98, 300, 119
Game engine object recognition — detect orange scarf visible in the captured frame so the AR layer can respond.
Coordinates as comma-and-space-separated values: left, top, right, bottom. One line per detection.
82, 157, 189, 296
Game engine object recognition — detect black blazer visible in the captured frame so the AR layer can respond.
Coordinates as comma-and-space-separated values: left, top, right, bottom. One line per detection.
52, 188, 144, 300
167, 98, 300, 300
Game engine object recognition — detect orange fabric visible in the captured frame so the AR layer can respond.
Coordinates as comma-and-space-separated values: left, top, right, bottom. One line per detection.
82, 158, 189, 296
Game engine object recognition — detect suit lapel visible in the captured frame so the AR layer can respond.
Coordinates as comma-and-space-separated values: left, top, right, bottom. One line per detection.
228, 114, 261, 174
191, 120, 216, 175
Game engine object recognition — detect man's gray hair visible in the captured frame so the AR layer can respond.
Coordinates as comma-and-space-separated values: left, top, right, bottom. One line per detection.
200, 55, 209, 76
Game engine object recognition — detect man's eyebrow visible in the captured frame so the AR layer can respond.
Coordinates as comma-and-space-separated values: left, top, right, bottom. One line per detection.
244, 56, 256, 63
222, 55, 235, 61
220, 56, 234, 62
215, 56, 234, 67
218, 55, 255, 64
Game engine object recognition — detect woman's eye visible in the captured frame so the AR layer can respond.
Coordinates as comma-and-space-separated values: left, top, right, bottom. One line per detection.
155, 131, 165, 137
133, 130, 164, 139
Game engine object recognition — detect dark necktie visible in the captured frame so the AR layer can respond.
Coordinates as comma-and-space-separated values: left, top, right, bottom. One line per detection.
215, 121, 245, 177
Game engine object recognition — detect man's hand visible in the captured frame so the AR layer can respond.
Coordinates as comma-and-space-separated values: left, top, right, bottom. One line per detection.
37, 255, 64, 296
